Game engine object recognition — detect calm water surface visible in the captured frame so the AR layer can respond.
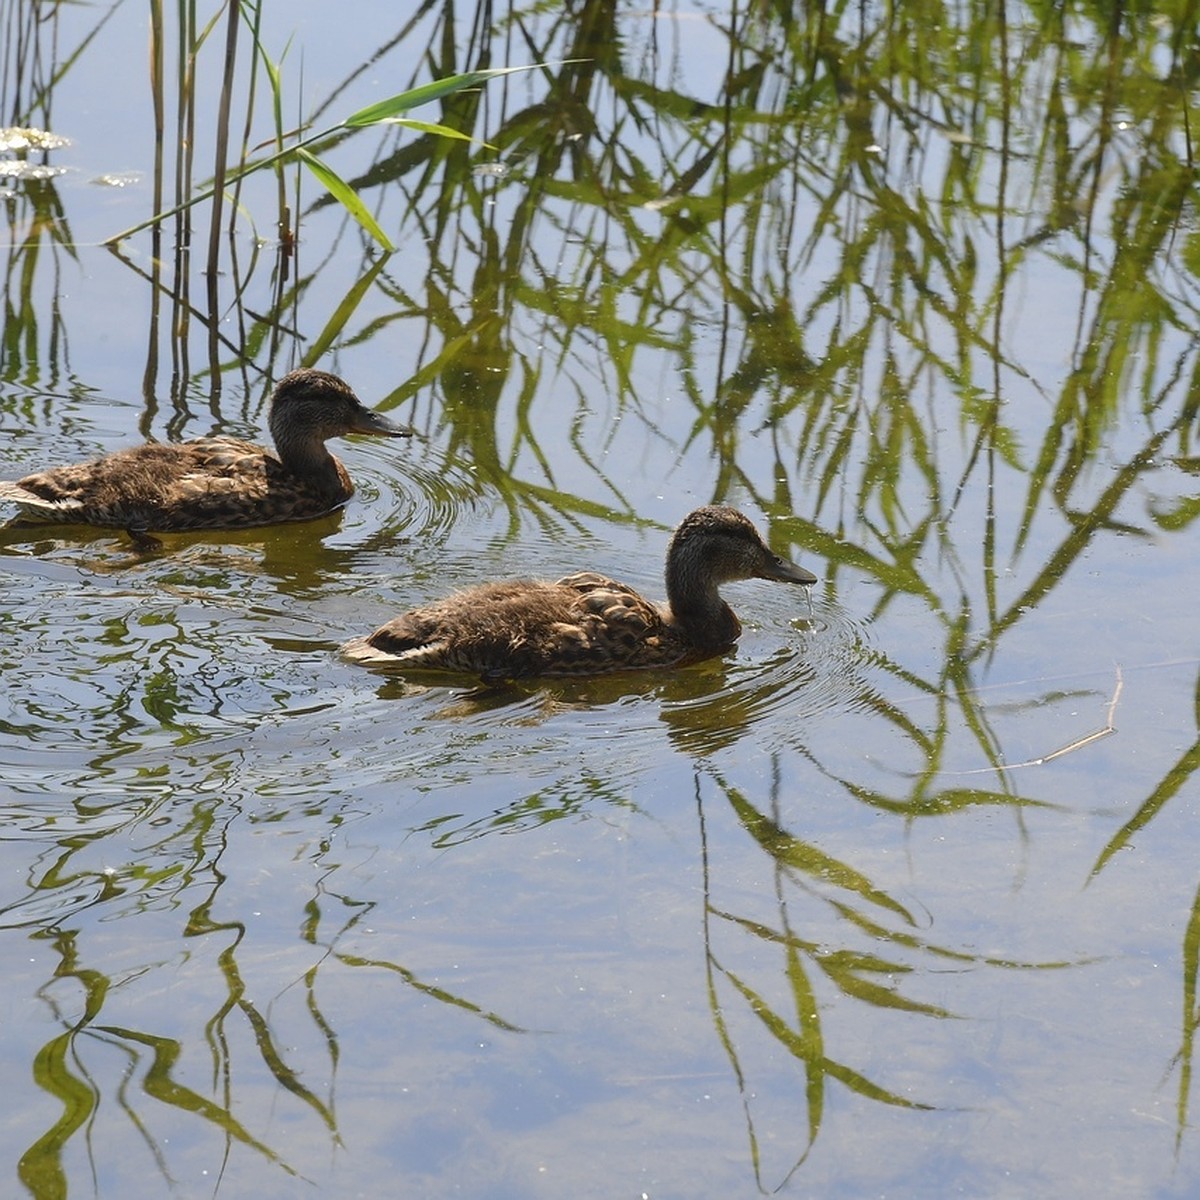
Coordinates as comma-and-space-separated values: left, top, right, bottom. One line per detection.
2, 2, 1200, 1197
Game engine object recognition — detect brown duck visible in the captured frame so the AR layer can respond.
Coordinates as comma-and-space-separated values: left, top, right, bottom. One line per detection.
342, 505, 818, 681
0, 368, 411, 532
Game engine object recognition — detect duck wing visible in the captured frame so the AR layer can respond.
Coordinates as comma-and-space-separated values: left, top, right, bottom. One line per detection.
554, 571, 663, 639
543, 571, 687, 674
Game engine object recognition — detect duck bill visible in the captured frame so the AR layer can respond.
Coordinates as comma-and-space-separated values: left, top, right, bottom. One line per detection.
761, 555, 819, 586
350, 408, 415, 438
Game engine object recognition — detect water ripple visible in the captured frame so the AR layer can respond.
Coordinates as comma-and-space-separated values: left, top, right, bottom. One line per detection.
336, 437, 482, 548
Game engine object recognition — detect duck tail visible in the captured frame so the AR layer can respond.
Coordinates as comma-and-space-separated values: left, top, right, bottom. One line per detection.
0, 481, 75, 521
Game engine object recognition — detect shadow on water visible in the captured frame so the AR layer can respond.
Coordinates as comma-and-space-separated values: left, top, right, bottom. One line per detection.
3, 0, 1200, 1196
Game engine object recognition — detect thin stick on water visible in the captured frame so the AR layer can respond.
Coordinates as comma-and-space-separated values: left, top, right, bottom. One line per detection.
958, 664, 1124, 775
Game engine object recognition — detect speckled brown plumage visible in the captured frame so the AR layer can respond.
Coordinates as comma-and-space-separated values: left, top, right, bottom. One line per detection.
0, 368, 411, 532
342, 506, 819, 681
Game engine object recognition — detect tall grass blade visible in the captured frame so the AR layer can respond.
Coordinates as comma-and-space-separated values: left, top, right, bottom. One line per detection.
295, 148, 395, 251
342, 64, 560, 127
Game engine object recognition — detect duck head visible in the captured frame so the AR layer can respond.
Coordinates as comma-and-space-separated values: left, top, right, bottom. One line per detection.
668, 505, 818, 589
268, 369, 413, 447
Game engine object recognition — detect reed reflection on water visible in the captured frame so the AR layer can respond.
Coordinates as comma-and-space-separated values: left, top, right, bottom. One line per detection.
2, 1, 1200, 1197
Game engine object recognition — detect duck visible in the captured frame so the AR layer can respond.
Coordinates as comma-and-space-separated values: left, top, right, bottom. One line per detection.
341, 505, 818, 682
0, 368, 412, 533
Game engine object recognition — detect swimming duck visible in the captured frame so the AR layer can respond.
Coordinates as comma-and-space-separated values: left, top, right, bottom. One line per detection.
342, 505, 818, 681
0, 368, 411, 532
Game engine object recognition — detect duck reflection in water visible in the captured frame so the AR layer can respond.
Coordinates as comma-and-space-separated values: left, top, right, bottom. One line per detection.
343, 505, 819, 684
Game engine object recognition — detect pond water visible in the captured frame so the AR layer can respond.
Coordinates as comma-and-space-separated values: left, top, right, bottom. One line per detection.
2, 2, 1200, 1197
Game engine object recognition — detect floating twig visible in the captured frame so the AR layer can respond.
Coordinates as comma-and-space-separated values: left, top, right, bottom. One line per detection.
958, 665, 1123, 774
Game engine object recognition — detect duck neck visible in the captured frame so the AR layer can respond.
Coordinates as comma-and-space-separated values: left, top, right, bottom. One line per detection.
665, 557, 740, 647
271, 420, 339, 487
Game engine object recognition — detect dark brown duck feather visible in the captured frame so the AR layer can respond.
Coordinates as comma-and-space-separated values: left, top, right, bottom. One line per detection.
0, 368, 411, 532
342, 505, 818, 681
